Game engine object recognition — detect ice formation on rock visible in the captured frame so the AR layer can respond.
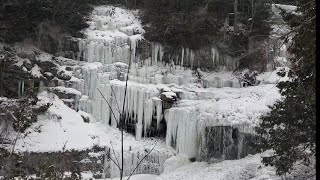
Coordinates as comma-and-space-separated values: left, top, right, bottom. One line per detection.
165, 107, 199, 158
72, 63, 162, 138
164, 85, 281, 158
78, 6, 144, 65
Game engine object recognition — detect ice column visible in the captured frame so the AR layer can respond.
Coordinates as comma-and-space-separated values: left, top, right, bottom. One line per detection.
78, 39, 133, 65
153, 98, 162, 130
211, 47, 216, 67
165, 107, 199, 158
151, 43, 164, 65
181, 47, 185, 67
144, 99, 154, 136
93, 73, 112, 124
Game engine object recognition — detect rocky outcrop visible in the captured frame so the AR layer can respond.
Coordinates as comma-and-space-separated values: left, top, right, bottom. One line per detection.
199, 126, 260, 162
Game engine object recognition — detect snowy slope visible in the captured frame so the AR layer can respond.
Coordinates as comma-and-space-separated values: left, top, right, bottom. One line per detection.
7, 91, 173, 156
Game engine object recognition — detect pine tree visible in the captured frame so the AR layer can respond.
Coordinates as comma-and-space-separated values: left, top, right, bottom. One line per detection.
256, 0, 316, 176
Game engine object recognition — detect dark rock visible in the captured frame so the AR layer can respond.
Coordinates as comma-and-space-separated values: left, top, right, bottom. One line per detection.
93, 173, 102, 179
47, 87, 80, 100
81, 115, 90, 123
160, 93, 177, 110
43, 72, 55, 80
65, 66, 72, 71
62, 99, 77, 109
18, 52, 36, 61
23, 61, 33, 71
199, 126, 260, 162
56, 70, 72, 81
37, 61, 57, 73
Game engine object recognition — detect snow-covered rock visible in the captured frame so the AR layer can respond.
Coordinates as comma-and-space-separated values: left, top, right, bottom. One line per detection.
162, 154, 191, 174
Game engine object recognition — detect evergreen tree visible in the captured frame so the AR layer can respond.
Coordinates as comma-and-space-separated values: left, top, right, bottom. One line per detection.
256, 0, 316, 176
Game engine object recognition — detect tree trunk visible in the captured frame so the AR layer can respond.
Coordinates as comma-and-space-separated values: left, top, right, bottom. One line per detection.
223, 16, 229, 42
0, 61, 3, 96
233, 0, 239, 33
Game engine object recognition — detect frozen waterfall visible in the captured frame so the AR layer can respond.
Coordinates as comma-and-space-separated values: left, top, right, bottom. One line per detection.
63, 5, 280, 166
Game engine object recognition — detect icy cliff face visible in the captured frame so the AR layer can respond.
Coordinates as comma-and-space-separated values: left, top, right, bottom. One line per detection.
164, 85, 281, 158
76, 6, 238, 70
62, 6, 243, 144
65, 6, 282, 160
78, 6, 143, 64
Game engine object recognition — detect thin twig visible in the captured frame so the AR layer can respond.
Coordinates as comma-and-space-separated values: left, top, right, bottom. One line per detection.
110, 85, 121, 113
8, 112, 20, 157
110, 142, 121, 168
107, 147, 122, 170
97, 88, 119, 126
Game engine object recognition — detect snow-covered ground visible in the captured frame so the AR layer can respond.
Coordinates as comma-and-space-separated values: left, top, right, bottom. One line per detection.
78, 151, 280, 180
155, 152, 280, 180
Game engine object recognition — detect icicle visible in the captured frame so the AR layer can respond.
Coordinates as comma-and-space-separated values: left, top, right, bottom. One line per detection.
143, 99, 153, 137
216, 50, 220, 66
154, 43, 158, 65
131, 37, 137, 63
165, 107, 199, 158
135, 89, 144, 139
153, 98, 162, 130
190, 50, 195, 70
135, 124, 143, 140
211, 47, 216, 67
185, 48, 190, 66
159, 44, 164, 63
181, 47, 184, 67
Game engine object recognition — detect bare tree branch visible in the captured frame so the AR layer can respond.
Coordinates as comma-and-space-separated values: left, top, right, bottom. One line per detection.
106, 146, 122, 170
110, 142, 121, 168
110, 85, 121, 113
97, 88, 119, 126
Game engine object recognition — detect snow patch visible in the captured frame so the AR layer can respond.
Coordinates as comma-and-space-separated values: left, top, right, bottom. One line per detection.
162, 154, 191, 174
